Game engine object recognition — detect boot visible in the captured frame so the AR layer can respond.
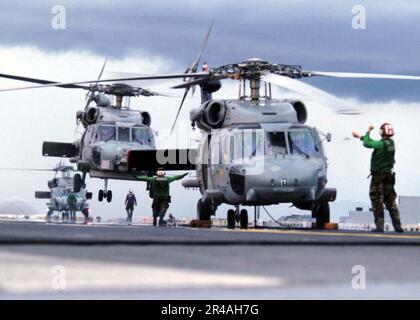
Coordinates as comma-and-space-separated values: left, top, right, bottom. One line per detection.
394, 226, 404, 233
159, 218, 167, 227
153, 217, 158, 227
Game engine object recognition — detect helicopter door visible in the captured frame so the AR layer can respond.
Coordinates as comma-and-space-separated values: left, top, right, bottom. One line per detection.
81, 126, 95, 162
201, 134, 211, 190
218, 130, 231, 189
209, 130, 223, 188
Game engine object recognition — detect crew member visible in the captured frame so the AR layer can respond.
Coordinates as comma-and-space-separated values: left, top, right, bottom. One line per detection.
136, 169, 188, 226
125, 189, 137, 225
352, 123, 404, 233
67, 189, 78, 223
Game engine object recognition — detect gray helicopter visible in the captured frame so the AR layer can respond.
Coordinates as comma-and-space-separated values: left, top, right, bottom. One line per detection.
34, 161, 92, 222
165, 59, 335, 229
0, 64, 201, 202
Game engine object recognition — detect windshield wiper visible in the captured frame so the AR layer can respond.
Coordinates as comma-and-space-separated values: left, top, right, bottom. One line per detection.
290, 140, 310, 159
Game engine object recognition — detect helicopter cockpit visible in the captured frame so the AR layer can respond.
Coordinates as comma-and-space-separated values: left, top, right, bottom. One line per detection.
266, 127, 324, 159
218, 126, 324, 165
94, 124, 154, 146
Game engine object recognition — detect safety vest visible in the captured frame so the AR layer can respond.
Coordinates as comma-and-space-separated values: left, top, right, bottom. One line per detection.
67, 193, 77, 206
151, 177, 170, 199
371, 138, 395, 173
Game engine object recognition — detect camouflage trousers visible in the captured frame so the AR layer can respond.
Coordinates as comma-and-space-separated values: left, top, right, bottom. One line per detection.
152, 198, 169, 219
369, 172, 402, 230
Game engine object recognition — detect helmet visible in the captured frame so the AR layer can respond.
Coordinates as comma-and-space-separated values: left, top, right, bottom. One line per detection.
380, 123, 395, 137
129, 189, 133, 193
156, 168, 166, 177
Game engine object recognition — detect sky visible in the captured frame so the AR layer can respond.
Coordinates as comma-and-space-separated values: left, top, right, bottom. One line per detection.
0, 0, 420, 221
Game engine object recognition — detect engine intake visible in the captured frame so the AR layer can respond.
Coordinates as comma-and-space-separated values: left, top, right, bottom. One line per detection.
84, 107, 99, 124
141, 111, 151, 126
291, 101, 307, 124
203, 100, 226, 128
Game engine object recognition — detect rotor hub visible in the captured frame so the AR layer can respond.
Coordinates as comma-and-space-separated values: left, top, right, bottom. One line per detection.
212, 59, 304, 81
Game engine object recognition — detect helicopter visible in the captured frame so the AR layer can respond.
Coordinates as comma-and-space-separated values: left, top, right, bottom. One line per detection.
0, 63, 202, 203
35, 161, 92, 222
0, 161, 92, 222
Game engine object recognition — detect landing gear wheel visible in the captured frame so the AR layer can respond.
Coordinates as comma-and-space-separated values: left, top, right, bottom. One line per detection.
197, 199, 211, 221
98, 190, 104, 202
312, 202, 330, 229
227, 209, 236, 229
86, 192, 93, 200
240, 209, 248, 229
73, 174, 82, 193
106, 190, 112, 203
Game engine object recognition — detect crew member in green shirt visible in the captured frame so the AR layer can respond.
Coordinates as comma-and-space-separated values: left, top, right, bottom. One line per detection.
352, 123, 403, 233
136, 169, 188, 226
67, 189, 78, 223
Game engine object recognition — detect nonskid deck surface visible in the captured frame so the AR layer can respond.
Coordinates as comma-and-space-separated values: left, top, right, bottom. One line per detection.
1, 220, 420, 299
0, 220, 419, 245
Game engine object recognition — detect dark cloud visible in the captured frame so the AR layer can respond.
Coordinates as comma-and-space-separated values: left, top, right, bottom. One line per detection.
1, 0, 420, 101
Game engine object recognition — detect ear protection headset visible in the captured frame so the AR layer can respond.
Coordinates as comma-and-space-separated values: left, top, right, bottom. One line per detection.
380, 123, 395, 137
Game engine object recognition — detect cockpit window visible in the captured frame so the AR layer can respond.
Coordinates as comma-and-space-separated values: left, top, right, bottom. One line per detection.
229, 129, 264, 161
97, 125, 116, 142
62, 171, 73, 179
118, 127, 130, 142
132, 127, 153, 146
267, 132, 287, 154
96, 125, 154, 145
288, 129, 321, 158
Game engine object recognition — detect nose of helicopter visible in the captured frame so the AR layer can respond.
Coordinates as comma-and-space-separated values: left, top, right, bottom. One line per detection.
94, 142, 154, 171
235, 157, 326, 204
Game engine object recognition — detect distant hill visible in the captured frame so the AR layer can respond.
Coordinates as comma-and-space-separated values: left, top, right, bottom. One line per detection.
0, 198, 38, 216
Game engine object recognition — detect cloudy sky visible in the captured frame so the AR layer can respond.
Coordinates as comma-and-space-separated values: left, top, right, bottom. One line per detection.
0, 0, 419, 221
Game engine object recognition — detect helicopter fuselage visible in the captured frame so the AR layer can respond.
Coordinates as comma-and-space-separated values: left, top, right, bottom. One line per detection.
183, 98, 336, 216
197, 123, 329, 205
74, 106, 154, 181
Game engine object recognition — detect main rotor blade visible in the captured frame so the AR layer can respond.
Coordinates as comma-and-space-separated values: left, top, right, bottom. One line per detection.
0, 72, 210, 92
170, 89, 189, 135
309, 71, 420, 80
0, 168, 54, 172
97, 58, 108, 81
169, 20, 215, 134
263, 73, 338, 101
85, 58, 108, 107
0, 73, 89, 89
262, 73, 361, 115
172, 77, 208, 89
191, 19, 214, 73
